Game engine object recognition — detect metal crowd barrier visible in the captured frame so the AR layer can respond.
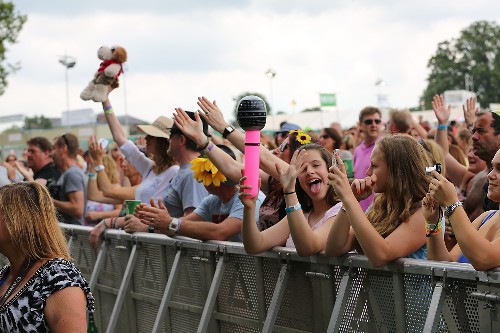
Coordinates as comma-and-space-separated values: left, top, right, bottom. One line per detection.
60, 224, 500, 333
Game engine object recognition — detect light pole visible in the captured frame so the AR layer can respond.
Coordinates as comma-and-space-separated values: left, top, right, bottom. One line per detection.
58, 54, 76, 121
265, 68, 276, 129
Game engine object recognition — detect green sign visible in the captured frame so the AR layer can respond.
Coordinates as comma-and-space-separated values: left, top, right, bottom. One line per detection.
319, 93, 337, 107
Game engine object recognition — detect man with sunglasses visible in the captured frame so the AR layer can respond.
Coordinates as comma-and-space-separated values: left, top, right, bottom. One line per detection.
353, 106, 383, 211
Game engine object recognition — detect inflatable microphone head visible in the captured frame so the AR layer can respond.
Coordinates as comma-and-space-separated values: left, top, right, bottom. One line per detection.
236, 95, 267, 130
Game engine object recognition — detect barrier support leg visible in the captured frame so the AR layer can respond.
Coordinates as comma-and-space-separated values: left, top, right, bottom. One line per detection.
262, 262, 291, 333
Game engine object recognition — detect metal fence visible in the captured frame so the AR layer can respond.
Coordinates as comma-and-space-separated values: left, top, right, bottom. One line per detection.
60, 224, 500, 333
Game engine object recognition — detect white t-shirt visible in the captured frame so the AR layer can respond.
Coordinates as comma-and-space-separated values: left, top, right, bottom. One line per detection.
120, 140, 179, 203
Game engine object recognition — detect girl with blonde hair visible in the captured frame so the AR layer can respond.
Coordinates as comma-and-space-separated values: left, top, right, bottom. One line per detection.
326, 135, 432, 267
0, 182, 93, 331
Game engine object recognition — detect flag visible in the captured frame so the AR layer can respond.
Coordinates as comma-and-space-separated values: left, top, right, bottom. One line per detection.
319, 93, 336, 107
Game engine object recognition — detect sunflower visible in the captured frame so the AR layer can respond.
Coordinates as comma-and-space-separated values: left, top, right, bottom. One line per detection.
289, 129, 301, 135
190, 157, 227, 186
296, 132, 311, 145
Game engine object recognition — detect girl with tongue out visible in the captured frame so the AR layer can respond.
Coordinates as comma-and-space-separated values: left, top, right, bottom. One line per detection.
325, 135, 432, 267
239, 143, 342, 256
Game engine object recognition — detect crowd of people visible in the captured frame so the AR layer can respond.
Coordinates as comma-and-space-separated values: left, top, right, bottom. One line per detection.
2, 88, 500, 329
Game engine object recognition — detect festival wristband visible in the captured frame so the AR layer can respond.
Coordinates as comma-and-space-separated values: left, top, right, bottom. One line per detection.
285, 203, 302, 214
437, 124, 448, 130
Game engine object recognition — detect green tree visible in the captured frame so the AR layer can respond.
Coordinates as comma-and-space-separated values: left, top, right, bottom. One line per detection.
421, 20, 500, 109
24, 115, 52, 130
232, 92, 272, 126
0, 2, 26, 95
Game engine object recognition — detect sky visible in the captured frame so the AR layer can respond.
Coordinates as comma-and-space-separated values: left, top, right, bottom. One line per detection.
1, 0, 499, 129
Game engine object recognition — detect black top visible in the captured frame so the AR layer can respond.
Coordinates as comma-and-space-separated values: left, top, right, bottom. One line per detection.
33, 162, 61, 183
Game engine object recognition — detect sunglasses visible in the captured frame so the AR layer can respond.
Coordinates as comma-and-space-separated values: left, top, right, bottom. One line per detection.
279, 141, 289, 152
6, 159, 16, 162
274, 131, 288, 138
363, 119, 382, 125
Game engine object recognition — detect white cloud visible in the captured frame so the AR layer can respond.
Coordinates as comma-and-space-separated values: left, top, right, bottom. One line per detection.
2, 0, 500, 130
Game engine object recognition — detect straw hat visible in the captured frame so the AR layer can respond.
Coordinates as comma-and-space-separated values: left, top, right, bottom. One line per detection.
137, 116, 173, 139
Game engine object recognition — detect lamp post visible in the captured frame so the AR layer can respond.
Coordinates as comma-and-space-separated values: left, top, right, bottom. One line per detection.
265, 68, 276, 130
58, 55, 76, 123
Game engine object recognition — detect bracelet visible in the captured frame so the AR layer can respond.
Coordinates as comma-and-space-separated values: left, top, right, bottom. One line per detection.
205, 142, 215, 153
111, 217, 117, 229
104, 108, 114, 115
197, 139, 210, 152
285, 203, 302, 214
341, 206, 347, 213
177, 218, 183, 234
425, 222, 442, 237
148, 225, 155, 233
88, 173, 97, 180
102, 219, 109, 229
437, 124, 448, 130
284, 191, 296, 196
95, 165, 105, 172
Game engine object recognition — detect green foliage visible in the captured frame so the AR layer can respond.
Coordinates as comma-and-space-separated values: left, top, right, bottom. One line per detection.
24, 115, 52, 130
422, 20, 500, 108
232, 92, 272, 124
0, 2, 26, 95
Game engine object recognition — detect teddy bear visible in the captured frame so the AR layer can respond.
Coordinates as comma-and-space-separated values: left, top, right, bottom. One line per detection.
80, 45, 127, 102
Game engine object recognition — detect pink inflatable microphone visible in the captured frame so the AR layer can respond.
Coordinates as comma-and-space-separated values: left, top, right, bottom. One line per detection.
237, 96, 267, 198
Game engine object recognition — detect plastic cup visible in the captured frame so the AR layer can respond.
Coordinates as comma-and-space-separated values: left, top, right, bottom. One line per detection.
125, 200, 141, 215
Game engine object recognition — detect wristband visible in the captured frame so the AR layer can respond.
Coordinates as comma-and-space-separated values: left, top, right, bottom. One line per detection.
102, 219, 109, 229
285, 203, 302, 214
88, 173, 97, 180
205, 142, 215, 153
148, 225, 155, 233
104, 108, 114, 115
169, 218, 180, 234
425, 222, 442, 237
284, 191, 296, 196
111, 217, 117, 229
95, 165, 105, 172
437, 124, 448, 130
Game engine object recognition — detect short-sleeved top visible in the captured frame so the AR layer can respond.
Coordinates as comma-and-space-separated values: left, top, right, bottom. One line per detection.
34, 162, 61, 183
353, 141, 376, 211
457, 210, 497, 264
195, 190, 266, 242
120, 140, 179, 203
163, 162, 209, 218
55, 165, 87, 225
286, 203, 342, 248
0, 258, 94, 332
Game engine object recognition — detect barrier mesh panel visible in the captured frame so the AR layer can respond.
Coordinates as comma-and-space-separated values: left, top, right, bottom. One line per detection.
136, 301, 163, 333
71, 236, 96, 281
404, 274, 433, 333
219, 321, 260, 333
262, 257, 282, 313
275, 262, 314, 331
99, 239, 128, 289
217, 254, 260, 320
338, 268, 371, 332
437, 278, 480, 333
170, 307, 201, 333
133, 243, 165, 297
367, 270, 396, 332
169, 248, 203, 306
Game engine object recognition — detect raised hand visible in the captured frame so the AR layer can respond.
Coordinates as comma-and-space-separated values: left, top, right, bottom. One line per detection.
463, 96, 478, 128
276, 149, 307, 193
88, 135, 104, 163
327, 153, 355, 201
173, 107, 207, 146
197, 96, 228, 133
428, 171, 458, 207
432, 94, 451, 125
422, 193, 439, 222
350, 176, 376, 201
238, 171, 260, 208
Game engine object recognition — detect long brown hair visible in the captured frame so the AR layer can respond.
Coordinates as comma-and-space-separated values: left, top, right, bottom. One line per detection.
152, 137, 175, 174
367, 136, 431, 237
0, 182, 71, 260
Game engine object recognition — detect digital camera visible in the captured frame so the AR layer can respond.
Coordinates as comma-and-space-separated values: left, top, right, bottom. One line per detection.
425, 163, 442, 175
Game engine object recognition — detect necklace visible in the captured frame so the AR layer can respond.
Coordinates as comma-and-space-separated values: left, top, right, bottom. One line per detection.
0, 257, 36, 307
